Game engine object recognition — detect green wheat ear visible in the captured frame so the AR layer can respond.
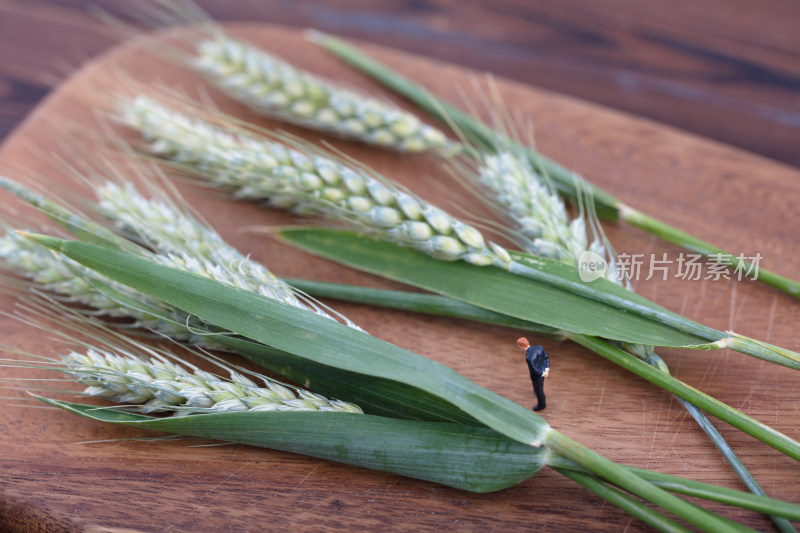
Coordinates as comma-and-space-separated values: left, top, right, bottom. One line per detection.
63, 346, 362, 415
0, 293, 362, 417
193, 35, 451, 154
120, 95, 510, 268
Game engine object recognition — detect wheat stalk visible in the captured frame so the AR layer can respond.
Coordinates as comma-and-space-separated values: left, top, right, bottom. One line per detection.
194, 36, 450, 153
122, 96, 510, 267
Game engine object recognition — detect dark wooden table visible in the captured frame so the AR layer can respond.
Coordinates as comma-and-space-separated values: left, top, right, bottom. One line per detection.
1, 2, 800, 532
1, 0, 799, 168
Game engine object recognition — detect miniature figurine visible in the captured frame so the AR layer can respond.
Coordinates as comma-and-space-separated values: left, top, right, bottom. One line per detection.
518, 337, 550, 411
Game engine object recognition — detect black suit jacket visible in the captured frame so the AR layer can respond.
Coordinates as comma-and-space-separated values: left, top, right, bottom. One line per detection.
526, 345, 550, 380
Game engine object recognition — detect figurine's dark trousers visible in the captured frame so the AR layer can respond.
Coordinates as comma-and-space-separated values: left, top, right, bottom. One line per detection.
532, 378, 546, 410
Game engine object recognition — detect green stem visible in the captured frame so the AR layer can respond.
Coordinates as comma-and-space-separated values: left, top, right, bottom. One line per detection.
676, 398, 797, 533
550, 454, 800, 520
646, 353, 792, 531
549, 454, 800, 520
620, 206, 800, 298
568, 333, 800, 462
627, 468, 800, 521
546, 431, 754, 532
285, 278, 800, 462
312, 32, 800, 299
554, 468, 692, 533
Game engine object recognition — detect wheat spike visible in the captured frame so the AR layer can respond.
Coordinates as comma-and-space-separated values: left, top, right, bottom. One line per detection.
474, 150, 618, 282
122, 96, 510, 267
64, 347, 363, 415
96, 181, 346, 321
194, 36, 450, 153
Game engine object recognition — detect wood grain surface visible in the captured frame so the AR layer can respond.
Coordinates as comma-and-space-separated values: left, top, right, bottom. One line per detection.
1, 0, 799, 168
0, 24, 799, 532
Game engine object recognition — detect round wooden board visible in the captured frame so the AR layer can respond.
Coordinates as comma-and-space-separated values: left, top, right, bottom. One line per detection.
0, 24, 799, 532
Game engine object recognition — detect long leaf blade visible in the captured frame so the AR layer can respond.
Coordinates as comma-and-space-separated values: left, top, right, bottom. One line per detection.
39, 398, 546, 493
278, 228, 703, 346
219, 336, 482, 424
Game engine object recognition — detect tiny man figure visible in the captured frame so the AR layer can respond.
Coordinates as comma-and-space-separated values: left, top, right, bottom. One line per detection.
518, 337, 550, 411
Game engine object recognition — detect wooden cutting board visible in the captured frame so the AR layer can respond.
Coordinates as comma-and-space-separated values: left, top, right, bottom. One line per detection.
1, 24, 799, 532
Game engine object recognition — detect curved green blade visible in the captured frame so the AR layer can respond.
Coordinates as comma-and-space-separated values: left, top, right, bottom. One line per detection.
277, 228, 703, 346
219, 336, 481, 425
39, 398, 546, 493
